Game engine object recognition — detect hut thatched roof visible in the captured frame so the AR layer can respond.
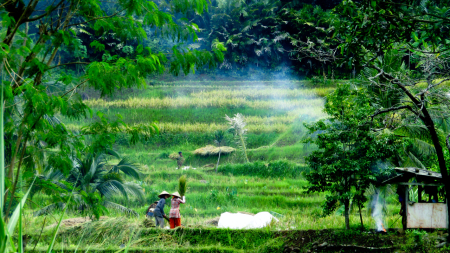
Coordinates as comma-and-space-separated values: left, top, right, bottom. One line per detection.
193, 145, 235, 156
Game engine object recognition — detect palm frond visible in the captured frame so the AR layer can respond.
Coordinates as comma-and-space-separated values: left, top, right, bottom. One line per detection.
105, 149, 121, 159
123, 182, 145, 201
33, 203, 64, 216
406, 151, 427, 169
103, 201, 138, 216
111, 158, 141, 179
394, 125, 433, 144
97, 180, 129, 200
410, 139, 436, 156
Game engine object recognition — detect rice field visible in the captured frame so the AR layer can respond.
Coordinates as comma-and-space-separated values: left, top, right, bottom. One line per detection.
30, 80, 414, 252
59, 80, 334, 222
61, 81, 402, 227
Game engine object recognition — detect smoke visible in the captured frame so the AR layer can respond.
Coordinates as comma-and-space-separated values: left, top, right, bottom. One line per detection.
371, 188, 387, 232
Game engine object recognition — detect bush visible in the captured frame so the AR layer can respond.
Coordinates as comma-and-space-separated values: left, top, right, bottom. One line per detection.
218, 160, 306, 178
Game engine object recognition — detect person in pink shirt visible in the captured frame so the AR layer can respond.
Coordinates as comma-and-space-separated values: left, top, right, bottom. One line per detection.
169, 192, 185, 229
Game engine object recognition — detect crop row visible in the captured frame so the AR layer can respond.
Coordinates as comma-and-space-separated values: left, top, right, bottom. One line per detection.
189, 87, 333, 100
85, 97, 324, 109
64, 107, 325, 127
65, 121, 290, 133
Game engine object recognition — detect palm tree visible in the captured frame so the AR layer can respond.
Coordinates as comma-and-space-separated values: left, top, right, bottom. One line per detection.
34, 150, 144, 219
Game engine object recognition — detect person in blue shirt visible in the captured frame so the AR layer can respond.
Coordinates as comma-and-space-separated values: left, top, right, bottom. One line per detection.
146, 201, 158, 218
154, 191, 171, 228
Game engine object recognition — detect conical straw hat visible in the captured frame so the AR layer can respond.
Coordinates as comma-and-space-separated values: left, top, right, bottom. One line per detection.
171, 192, 181, 198
158, 191, 170, 198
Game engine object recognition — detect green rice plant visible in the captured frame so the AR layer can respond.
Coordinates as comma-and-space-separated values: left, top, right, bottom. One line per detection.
178, 175, 187, 197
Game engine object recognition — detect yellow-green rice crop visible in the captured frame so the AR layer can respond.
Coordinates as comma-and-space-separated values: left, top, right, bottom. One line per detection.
190, 88, 334, 100
85, 97, 324, 110
65, 122, 290, 133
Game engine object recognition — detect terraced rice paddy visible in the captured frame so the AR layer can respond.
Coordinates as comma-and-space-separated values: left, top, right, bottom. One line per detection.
66, 82, 327, 137
35, 80, 406, 252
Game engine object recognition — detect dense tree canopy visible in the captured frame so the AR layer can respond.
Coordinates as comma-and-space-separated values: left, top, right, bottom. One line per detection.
305, 84, 398, 229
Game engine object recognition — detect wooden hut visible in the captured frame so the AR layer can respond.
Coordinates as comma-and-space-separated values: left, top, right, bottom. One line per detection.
383, 167, 448, 229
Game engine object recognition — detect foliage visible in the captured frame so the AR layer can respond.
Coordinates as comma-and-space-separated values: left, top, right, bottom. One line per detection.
192, 0, 290, 72
283, 4, 344, 78
34, 151, 143, 219
304, 84, 398, 229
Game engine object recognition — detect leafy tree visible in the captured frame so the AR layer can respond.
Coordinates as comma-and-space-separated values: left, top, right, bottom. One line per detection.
304, 84, 397, 229
283, 4, 343, 78
186, 0, 291, 73
334, 0, 450, 234
0, 0, 225, 215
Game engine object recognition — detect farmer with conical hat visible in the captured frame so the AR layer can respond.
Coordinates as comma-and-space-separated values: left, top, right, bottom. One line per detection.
169, 191, 185, 229
154, 191, 171, 228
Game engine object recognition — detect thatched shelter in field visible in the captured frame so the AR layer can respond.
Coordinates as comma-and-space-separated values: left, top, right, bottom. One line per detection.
193, 145, 235, 156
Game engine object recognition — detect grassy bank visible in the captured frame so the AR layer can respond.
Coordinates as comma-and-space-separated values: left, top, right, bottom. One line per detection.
26, 220, 450, 252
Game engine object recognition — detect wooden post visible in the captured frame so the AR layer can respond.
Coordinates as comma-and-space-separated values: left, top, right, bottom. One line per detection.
418, 186, 422, 202
404, 186, 408, 229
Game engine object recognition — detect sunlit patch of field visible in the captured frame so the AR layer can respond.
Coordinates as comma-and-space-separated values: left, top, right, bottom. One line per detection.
85, 96, 325, 110
189, 87, 334, 100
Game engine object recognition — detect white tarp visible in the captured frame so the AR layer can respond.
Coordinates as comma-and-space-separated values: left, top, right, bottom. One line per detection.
217, 212, 278, 229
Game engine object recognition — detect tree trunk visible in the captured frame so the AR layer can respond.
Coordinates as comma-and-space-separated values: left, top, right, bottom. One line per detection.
215, 149, 221, 173
420, 108, 450, 237
359, 204, 364, 230
344, 199, 350, 230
